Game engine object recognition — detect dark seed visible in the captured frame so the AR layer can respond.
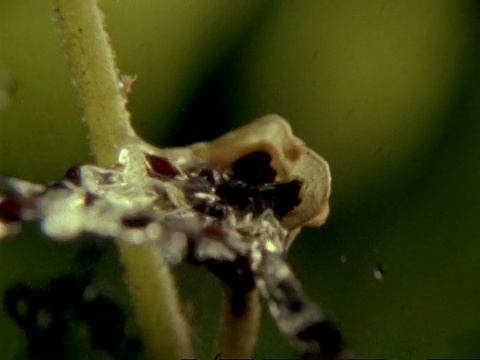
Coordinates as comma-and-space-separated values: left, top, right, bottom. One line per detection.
121, 215, 152, 228
203, 225, 225, 240
0, 198, 23, 222
216, 179, 251, 210
145, 154, 182, 177
185, 237, 201, 265
256, 180, 303, 217
84, 192, 97, 207
198, 168, 217, 184
65, 166, 82, 185
231, 151, 276, 185
192, 202, 226, 218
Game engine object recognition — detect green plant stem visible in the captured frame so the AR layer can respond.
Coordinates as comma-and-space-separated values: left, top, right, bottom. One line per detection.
217, 289, 261, 358
117, 243, 193, 359
52, 1, 193, 358
52, 0, 136, 166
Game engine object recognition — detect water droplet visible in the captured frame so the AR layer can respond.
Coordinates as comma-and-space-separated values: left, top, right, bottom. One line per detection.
373, 264, 385, 281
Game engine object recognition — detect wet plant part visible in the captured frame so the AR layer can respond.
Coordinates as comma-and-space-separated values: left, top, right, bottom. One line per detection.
1, 116, 346, 359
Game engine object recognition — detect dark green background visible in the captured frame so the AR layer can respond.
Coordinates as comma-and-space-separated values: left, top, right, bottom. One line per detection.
1, 1, 479, 359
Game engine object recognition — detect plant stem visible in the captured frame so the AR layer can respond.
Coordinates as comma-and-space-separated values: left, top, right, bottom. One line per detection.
217, 289, 261, 358
52, 1, 193, 358
52, 0, 136, 166
117, 242, 193, 359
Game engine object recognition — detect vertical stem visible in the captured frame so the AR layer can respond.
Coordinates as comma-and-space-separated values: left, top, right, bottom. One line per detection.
217, 289, 261, 358
118, 243, 193, 359
52, 0, 135, 166
52, 1, 194, 358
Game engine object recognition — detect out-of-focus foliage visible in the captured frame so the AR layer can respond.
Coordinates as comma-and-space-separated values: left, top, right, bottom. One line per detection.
229, 1, 474, 208
1, 1, 479, 359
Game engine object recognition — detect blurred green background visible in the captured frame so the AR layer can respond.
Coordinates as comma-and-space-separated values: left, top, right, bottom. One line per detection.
1, 1, 479, 359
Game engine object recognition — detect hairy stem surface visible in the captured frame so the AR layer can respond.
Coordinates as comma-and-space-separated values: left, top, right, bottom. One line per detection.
52, 0, 135, 166
52, 1, 193, 358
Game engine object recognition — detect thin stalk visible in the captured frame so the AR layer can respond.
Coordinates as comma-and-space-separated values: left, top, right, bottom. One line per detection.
52, 1, 193, 358
117, 242, 193, 359
52, 0, 135, 166
217, 289, 261, 358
